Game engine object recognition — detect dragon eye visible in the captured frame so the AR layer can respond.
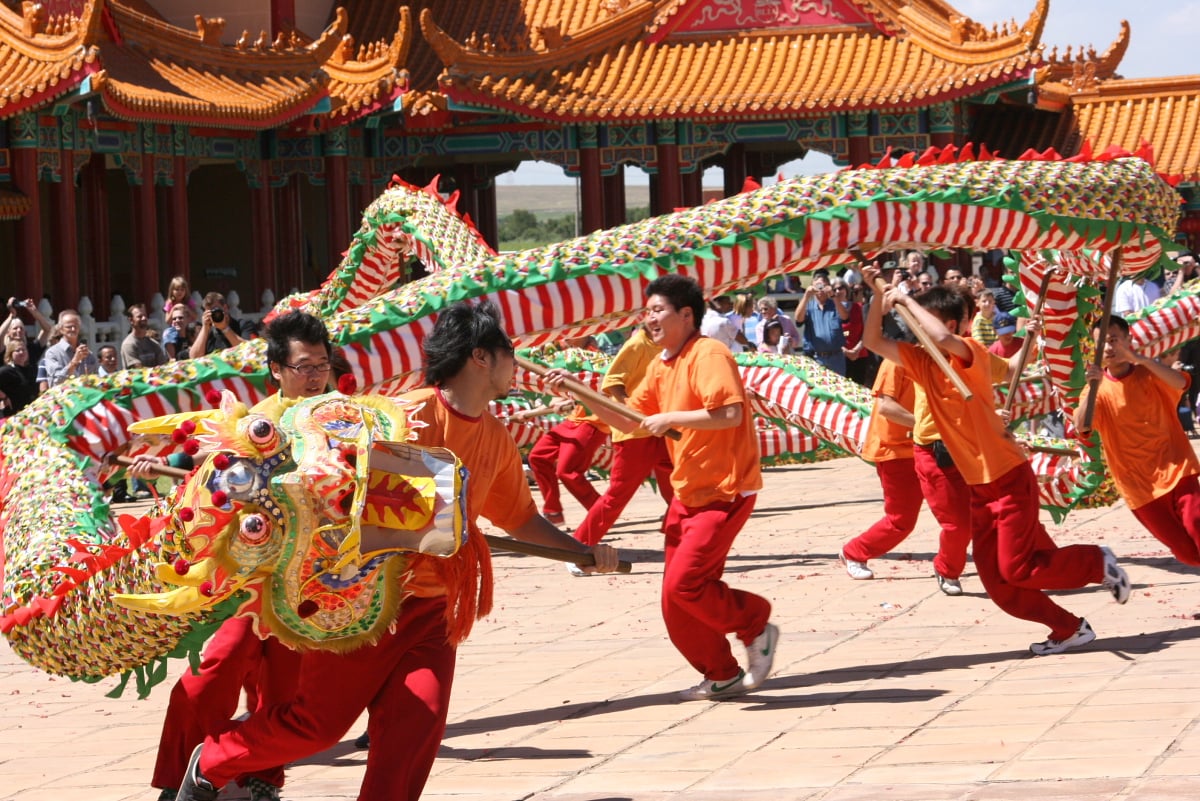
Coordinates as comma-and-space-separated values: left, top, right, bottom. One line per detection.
238, 513, 271, 546
248, 418, 277, 447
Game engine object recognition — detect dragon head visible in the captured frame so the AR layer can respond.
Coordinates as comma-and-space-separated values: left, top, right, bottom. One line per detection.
114, 390, 466, 651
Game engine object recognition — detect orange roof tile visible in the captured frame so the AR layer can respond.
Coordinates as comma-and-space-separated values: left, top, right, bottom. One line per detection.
0, 0, 101, 118
424, 12, 1042, 123
1066, 76, 1200, 183
87, 2, 342, 128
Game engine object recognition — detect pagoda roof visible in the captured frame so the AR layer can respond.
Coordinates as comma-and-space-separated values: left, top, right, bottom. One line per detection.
0, 0, 411, 128
1067, 76, 1200, 183
420, 0, 1048, 123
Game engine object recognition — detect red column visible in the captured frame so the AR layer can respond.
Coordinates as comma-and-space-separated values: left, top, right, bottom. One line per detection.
723, 143, 747, 197
276, 178, 303, 294
167, 156, 190, 282
270, 0, 295, 36
579, 147, 604, 234
931, 132, 955, 149
80, 154, 111, 318
12, 147, 44, 303
847, 136, 871, 167
603, 171, 626, 228
131, 158, 160, 303
653, 121, 682, 215
251, 168, 277, 303
475, 178, 498, 250
52, 153, 80, 307
653, 146, 681, 215
326, 154, 350, 270
681, 169, 702, 208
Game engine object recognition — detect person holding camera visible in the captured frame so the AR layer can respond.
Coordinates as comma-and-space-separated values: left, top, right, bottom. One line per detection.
188, 292, 244, 359
0, 296, 54, 366
42, 309, 98, 388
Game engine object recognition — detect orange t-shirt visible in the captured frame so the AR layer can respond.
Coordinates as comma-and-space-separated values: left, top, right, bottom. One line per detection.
602, 328, 663, 444
397, 387, 538, 596
861, 360, 914, 463
898, 338, 1025, 486
628, 335, 761, 507
1090, 366, 1200, 509
567, 401, 610, 435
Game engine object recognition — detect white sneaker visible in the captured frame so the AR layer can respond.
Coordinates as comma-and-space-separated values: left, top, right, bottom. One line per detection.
936, 573, 964, 596
565, 562, 588, 577
678, 669, 747, 701
745, 623, 779, 689
1030, 619, 1096, 656
1100, 546, 1131, 604
839, 549, 874, 580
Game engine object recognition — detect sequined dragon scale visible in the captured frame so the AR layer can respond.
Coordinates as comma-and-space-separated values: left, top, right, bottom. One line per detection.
0, 148, 1183, 690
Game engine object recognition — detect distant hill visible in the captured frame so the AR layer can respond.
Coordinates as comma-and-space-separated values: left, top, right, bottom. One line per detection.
495, 184, 650, 218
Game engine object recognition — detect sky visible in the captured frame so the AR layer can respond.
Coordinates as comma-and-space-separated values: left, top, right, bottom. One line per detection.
497, 3, 1197, 188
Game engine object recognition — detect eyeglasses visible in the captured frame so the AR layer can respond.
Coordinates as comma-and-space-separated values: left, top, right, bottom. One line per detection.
285, 362, 332, 376
834, 287, 848, 293
919, 281, 932, 287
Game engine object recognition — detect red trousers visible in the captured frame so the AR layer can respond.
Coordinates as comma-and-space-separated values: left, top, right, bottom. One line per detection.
662, 493, 771, 681
970, 463, 1104, 640
152, 616, 301, 790
1131, 475, 1200, 565
527, 420, 605, 516
574, 436, 674, 546
843, 457, 923, 562
201, 596, 454, 801
912, 445, 972, 580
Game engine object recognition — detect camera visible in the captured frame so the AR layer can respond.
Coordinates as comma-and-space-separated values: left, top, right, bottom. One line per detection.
210, 308, 225, 324
78, 337, 88, 346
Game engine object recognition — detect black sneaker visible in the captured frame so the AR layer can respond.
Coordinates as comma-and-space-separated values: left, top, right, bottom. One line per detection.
354, 730, 370, 749
245, 777, 281, 801
1100, 547, 1131, 604
1029, 619, 1096, 656
177, 744, 219, 801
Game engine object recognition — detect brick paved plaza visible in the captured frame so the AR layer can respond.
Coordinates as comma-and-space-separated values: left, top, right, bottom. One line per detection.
5, 455, 1200, 800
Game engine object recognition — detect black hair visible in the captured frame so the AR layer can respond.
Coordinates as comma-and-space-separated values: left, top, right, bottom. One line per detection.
914, 286, 968, 326
264, 311, 331, 367
1097, 315, 1131, 336
422, 301, 514, 386
645, 274, 705, 329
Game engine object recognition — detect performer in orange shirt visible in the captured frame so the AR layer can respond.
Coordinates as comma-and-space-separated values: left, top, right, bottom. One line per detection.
839, 360, 969, 593
862, 272, 1130, 656
571, 324, 674, 554
527, 401, 609, 524
1077, 315, 1200, 565
152, 311, 329, 801
560, 275, 778, 700
177, 302, 620, 801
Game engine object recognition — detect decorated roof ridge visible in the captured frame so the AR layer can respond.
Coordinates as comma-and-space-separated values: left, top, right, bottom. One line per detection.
108, 2, 348, 68
436, 29, 1042, 124
1067, 73, 1200, 99
898, 0, 1048, 64
646, 0, 955, 39
78, 5, 354, 128
1037, 19, 1128, 90
323, 6, 413, 123
0, 0, 102, 117
419, 1, 654, 71
645, 0, 873, 42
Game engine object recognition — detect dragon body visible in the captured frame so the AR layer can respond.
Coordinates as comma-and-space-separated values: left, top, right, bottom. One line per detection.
0, 150, 1184, 689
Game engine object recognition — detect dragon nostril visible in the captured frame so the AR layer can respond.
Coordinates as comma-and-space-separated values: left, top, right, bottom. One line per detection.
297, 599, 319, 619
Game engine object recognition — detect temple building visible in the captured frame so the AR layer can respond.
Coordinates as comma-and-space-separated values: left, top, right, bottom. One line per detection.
0, 0, 1197, 314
